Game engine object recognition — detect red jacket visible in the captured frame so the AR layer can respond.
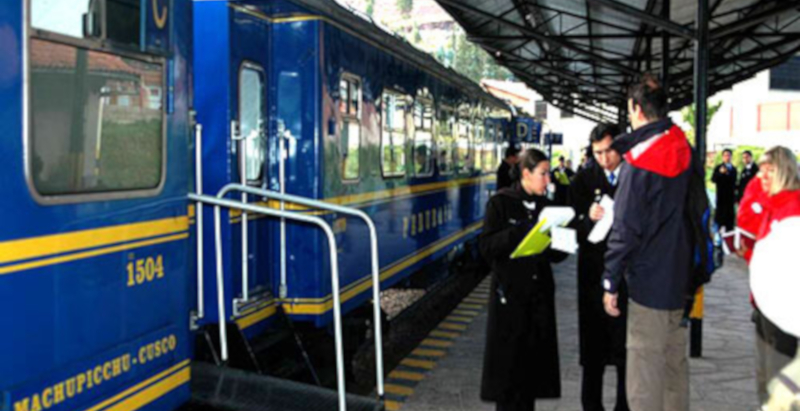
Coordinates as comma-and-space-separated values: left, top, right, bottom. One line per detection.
736, 177, 768, 263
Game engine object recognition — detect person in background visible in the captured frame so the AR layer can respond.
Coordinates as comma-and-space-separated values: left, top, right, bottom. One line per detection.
551, 156, 574, 205
602, 74, 693, 411
570, 123, 629, 411
712, 148, 738, 232
497, 145, 521, 191
739, 147, 800, 405
480, 148, 568, 411
566, 159, 575, 173
738, 150, 760, 202
579, 153, 594, 172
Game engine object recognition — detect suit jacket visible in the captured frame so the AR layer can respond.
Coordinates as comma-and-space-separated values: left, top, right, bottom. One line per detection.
569, 163, 628, 366
712, 162, 738, 229
738, 163, 759, 201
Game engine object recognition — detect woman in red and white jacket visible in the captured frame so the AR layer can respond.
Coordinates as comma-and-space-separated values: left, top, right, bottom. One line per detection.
743, 146, 800, 404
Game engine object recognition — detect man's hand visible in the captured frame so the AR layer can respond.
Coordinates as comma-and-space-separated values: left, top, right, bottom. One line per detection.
589, 203, 605, 222
735, 241, 749, 259
603, 292, 620, 317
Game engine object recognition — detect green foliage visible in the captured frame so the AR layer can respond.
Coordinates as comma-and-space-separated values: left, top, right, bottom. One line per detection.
396, 0, 413, 16
98, 119, 162, 190
681, 101, 723, 147
449, 31, 514, 84
366, 0, 374, 17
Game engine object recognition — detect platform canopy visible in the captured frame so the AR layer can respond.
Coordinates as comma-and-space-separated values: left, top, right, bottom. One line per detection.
434, 0, 800, 123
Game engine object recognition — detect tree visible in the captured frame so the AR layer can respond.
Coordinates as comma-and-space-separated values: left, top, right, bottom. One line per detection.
366, 0, 374, 17
681, 101, 723, 147
449, 30, 514, 83
397, 0, 413, 16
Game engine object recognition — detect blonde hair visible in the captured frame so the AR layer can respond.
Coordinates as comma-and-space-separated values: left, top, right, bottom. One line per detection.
759, 146, 800, 195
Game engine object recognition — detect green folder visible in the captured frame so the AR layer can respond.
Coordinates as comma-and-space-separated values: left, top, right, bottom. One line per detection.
510, 218, 552, 259
555, 171, 571, 186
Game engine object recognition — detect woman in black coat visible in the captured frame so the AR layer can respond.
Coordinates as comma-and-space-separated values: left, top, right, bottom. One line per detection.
480, 149, 567, 411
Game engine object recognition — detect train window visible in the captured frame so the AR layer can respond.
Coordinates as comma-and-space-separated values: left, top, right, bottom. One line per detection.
474, 121, 484, 171
456, 117, 473, 174
28, 38, 164, 196
340, 75, 361, 181
483, 121, 496, 172
31, 0, 141, 47
381, 91, 408, 178
412, 99, 434, 176
239, 64, 266, 184
495, 122, 505, 167
437, 107, 455, 175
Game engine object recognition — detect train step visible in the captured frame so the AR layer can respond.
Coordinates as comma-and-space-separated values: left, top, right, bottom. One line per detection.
187, 362, 383, 411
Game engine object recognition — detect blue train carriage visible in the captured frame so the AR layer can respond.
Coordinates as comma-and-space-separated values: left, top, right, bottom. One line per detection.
0, 1, 194, 411
191, 0, 513, 348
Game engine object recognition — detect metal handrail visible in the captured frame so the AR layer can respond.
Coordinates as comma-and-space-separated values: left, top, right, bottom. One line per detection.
192, 123, 205, 327
217, 183, 385, 401
188, 193, 350, 411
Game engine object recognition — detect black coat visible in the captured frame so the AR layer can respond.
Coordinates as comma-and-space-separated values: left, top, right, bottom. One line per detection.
551, 167, 575, 206
569, 164, 628, 367
712, 163, 737, 230
479, 183, 567, 402
738, 163, 759, 201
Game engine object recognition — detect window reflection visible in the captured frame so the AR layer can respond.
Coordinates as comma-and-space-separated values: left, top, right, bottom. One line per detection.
29, 39, 163, 195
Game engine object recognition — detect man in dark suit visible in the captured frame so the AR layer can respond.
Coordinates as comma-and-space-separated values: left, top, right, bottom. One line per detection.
738, 150, 759, 202
570, 124, 629, 411
712, 148, 737, 231
496, 145, 521, 191
551, 156, 574, 205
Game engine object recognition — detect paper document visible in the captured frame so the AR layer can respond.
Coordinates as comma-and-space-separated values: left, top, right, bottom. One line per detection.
509, 207, 576, 259
720, 227, 756, 255
538, 206, 576, 233
588, 195, 615, 244
551, 226, 578, 254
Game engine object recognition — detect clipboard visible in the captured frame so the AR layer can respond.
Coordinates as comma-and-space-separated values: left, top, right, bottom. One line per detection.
510, 218, 552, 259
509, 206, 576, 259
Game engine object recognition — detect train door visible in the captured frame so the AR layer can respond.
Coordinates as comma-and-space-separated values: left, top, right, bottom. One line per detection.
230, 10, 271, 311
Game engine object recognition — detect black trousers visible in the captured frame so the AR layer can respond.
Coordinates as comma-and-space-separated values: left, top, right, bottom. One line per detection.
581, 363, 629, 411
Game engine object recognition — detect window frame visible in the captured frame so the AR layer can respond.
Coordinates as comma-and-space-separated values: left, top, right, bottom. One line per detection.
412, 95, 435, 178
339, 73, 362, 183
380, 89, 410, 179
237, 61, 268, 186
436, 104, 456, 176
455, 105, 473, 175
23, 0, 168, 205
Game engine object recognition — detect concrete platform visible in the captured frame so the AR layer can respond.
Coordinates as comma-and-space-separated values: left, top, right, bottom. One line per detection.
391, 256, 759, 411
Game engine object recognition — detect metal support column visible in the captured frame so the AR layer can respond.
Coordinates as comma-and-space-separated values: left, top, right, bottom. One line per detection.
661, 0, 670, 93
691, 0, 709, 359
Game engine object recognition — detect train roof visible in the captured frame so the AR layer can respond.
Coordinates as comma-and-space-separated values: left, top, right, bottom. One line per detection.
286, 0, 513, 112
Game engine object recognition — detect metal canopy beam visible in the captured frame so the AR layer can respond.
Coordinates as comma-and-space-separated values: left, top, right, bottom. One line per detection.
435, 0, 800, 120
481, 44, 625, 101
436, 0, 638, 76
711, 1, 800, 40
588, 0, 696, 39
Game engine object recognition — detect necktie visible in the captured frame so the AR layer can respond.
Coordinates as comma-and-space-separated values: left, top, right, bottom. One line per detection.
608, 172, 616, 186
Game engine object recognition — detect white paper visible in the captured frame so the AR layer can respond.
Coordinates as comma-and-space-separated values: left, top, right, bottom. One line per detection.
538, 206, 575, 233
588, 195, 615, 244
551, 226, 578, 254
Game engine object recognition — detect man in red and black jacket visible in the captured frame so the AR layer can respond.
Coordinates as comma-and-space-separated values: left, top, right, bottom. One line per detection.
602, 75, 693, 411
